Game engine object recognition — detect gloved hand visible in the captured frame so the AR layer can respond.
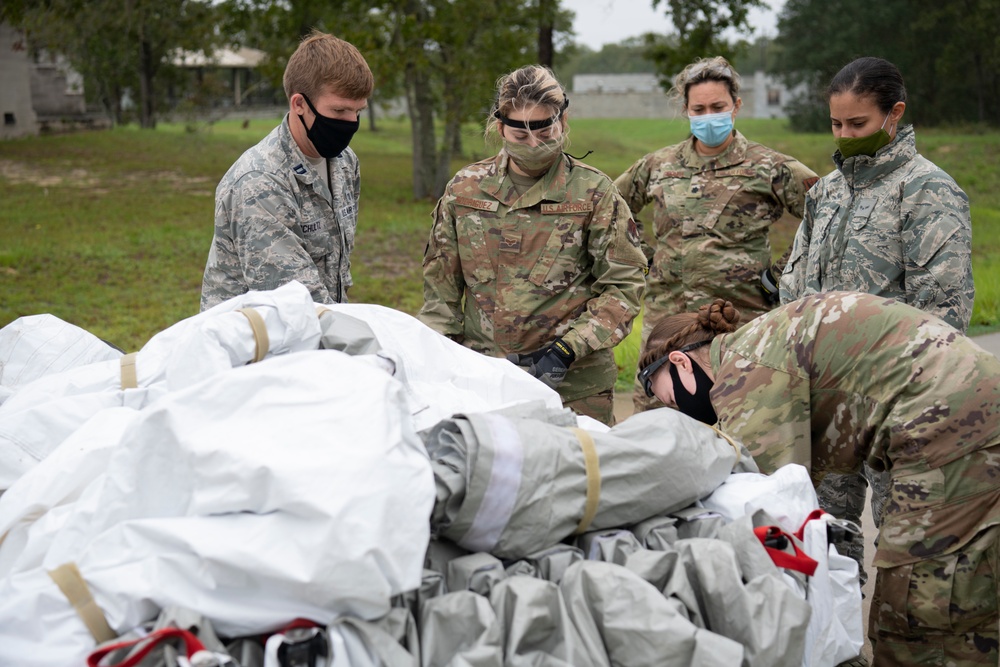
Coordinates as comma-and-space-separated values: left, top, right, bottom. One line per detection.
758, 265, 780, 306
506, 339, 576, 389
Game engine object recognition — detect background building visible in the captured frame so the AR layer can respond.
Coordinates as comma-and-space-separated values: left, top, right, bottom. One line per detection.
570, 72, 801, 119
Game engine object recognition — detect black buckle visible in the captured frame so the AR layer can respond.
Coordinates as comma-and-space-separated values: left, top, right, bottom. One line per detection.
277, 628, 329, 667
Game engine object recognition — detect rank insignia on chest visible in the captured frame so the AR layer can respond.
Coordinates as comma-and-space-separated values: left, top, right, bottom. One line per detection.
500, 232, 522, 253
454, 196, 499, 212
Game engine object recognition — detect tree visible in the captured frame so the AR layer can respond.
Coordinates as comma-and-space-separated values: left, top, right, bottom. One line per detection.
644, 0, 765, 87
3, 0, 220, 129
774, 0, 1000, 129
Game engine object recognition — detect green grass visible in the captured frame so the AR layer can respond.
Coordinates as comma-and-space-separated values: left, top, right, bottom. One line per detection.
2, 116, 998, 367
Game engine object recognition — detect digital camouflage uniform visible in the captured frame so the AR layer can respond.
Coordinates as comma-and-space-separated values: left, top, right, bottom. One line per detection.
419, 151, 647, 425
708, 291, 1000, 666
614, 131, 817, 411
779, 125, 975, 580
201, 114, 360, 310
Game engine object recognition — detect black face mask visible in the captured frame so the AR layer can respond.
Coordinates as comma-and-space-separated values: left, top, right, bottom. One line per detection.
669, 355, 717, 425
298, 94, 359, 158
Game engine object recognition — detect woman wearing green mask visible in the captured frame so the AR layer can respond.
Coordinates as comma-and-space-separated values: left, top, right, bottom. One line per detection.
779, 56, 975, 598
418, 65, 647, 425
780, 56, 974, 330
614, 56, 819, 414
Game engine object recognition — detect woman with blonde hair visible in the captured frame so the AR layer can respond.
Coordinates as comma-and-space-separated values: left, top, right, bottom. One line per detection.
614, 56, 818, 412
638, 292, 1000, 666
419, 65, 647, 424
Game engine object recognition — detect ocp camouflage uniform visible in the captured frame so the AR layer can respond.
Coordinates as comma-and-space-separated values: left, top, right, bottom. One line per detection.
614, 131, 817, 411
708, 291, 1000, 665
778, 124, 976, 582
201, 114, 360, 310
419, 151, 647, 425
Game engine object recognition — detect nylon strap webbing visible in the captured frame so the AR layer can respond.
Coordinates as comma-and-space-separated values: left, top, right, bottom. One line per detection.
237, 307, 269, 363
570, 427, 601, 535
119, 353, 138, 390
708, 424, 742, 466
48, 562, 116, 644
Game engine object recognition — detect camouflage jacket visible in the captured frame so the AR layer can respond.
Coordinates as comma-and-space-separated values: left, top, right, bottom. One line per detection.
614, 131, 817, 322
708, 291, 1000, 567
779, 125, 974, 332
200, 114, 360, 310
419, 151, 647, 402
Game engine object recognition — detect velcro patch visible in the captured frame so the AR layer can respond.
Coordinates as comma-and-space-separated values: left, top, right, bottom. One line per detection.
540, 202, 594, 214
714, 167, 756, 177
454, 196, 499, 212
803, 176, 819, 190
500, 232, 522, 253
659, 170, 687, 178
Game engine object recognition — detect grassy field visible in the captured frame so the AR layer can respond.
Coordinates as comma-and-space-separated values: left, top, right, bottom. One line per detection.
2, 116, 998, 381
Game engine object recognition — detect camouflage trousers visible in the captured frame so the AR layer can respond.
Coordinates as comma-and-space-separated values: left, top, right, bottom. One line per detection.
870, 525, 1000, 666
816, 464, 891, 587
565, 389, 615, 426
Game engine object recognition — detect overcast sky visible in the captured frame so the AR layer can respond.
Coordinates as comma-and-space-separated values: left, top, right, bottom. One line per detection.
570, 0, 786, 50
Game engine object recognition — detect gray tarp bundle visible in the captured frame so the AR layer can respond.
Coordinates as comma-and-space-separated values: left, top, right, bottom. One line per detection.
424, 404, 753, 559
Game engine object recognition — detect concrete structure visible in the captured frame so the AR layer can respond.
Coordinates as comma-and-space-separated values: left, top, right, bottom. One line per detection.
0, 24, 39, 139
172, 47, 274, 109
1, 23, 108, 137
570, 71, 802, 120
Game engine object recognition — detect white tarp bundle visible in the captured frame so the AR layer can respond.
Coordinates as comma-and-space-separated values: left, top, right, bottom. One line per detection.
0, 351, 435, 666
0, 313, 122, 406
700, 465, 865, 666
0, 281, 562, 493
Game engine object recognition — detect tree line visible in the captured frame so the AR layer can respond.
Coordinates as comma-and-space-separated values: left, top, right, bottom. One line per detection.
3, 0, 996, 200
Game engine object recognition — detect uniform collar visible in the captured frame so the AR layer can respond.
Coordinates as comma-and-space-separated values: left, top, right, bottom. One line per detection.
833, 124, 917, 189
679, 130, 749, 171
481, 150, 571, 209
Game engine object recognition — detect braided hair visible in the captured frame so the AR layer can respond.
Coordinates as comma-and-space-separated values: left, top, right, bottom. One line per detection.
638, 299, 742, 373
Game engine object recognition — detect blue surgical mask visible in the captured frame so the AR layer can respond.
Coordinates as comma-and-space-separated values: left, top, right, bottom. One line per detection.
690, 110, 735, 148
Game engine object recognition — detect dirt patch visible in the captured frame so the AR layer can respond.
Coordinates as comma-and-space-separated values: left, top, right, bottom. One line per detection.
0, 159, 99, 188
0, 159, 210, 192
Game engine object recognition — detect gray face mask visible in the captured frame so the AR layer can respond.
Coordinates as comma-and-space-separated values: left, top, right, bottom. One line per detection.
504, 137, 564, 176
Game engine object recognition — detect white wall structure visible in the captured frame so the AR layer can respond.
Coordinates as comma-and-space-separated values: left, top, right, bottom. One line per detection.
570, 71, 801, 120
0, 24, 39, 139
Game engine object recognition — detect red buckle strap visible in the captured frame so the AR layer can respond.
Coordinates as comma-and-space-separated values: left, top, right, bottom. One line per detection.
87, 627, 206, 667
754, 525, 819, 576
794, 508, 828, 541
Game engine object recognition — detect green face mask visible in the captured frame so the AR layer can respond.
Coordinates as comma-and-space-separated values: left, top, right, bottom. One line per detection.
835, 113, 894, 158
504, 138, 564, 176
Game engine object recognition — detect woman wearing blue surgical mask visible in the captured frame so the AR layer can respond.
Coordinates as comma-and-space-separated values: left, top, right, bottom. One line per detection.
778, 56, 975, 598
614, 56, 819, 414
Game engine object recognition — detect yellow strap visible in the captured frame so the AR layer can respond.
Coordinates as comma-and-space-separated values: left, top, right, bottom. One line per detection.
316, 306, 331, 317
570, 427, 601, 535
47, 562, 116, 644
238, 307, 269, 363
119, 352, 138, 390
708, 424, 742, 466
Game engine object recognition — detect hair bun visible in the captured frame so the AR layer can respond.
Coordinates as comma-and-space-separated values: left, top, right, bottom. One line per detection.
698, 298, 741, 334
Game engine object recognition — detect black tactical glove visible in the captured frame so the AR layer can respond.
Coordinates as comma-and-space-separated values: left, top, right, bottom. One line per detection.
758, 265, 780, 306
506, 338, 576, 390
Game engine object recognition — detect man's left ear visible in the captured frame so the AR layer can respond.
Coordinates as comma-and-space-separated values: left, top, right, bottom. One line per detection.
733, 97, 743, 115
